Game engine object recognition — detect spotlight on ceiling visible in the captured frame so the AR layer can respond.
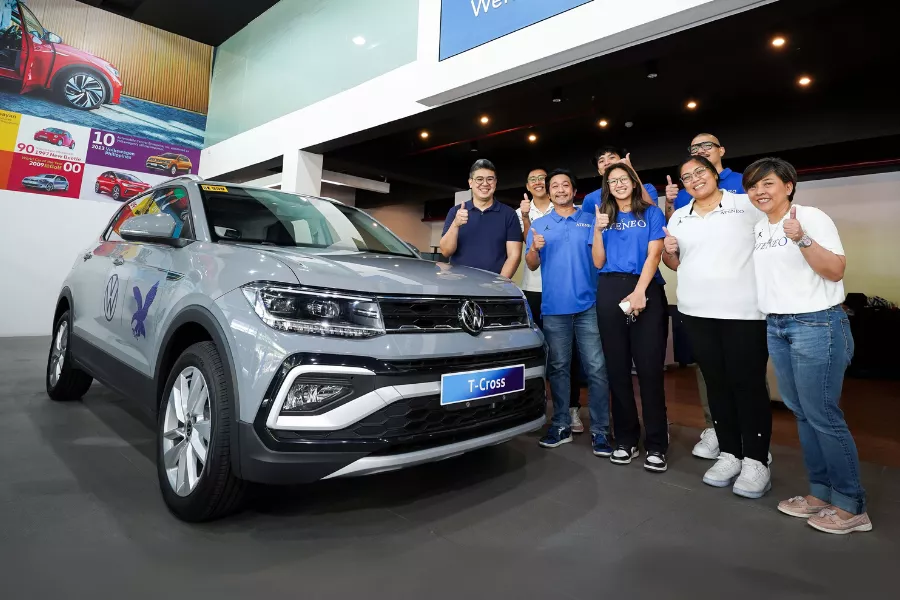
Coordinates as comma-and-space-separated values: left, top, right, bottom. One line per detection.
470, 141, 479, 153
598, 119, 608, 128
625, 121, 634, 128
480, 115, 490, 125
352, 36, 366, 46
798, 75, 812, 86
646, 60, 659, 79
419, 131, 429, 139
551, 87, 562, 103
528, 133, 538, 143
771, 36, 786, 48
686, 100, 698, 110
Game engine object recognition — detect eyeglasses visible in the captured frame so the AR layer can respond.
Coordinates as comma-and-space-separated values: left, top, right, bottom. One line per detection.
527, 175, 546, 183
472, 176, 497, 185
607, 176, 632, 186
688, 141, 721, 154
680, 166, 710, 184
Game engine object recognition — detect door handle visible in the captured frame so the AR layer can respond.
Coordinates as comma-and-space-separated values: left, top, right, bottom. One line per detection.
112, 257, 125, 266
82, 252, 92, 261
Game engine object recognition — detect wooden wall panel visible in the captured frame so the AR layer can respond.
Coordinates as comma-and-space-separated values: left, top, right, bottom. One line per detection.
24, 0, 212, 114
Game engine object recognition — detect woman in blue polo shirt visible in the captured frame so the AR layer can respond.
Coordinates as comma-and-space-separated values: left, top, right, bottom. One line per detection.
590, 163, 669, 472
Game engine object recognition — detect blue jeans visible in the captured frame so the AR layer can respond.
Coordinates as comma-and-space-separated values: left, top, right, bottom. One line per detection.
542, 308, 610, 436
767, 306, 866, 514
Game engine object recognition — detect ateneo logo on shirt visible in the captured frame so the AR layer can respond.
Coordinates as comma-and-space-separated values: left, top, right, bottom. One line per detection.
612, 217, 647, 231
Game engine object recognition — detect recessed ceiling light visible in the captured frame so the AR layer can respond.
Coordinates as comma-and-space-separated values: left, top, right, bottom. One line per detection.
598, 119, 608, 128
480, 116, 490, 124
686, 100, 698, 110
798, 75, 812, 86
352, 36, 366, 46
420, 131, 429, 139
551, 87, 562, 103
771, 36, 786, 47
528, 134, 538, 142
625, 121, 634, 128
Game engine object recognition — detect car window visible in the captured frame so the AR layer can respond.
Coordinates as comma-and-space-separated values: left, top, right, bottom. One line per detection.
105, 187, 194, 242
0, 3, 23, 52
19, 4, 45, 40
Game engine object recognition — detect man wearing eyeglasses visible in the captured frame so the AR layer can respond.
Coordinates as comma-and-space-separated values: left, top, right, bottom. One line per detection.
665, 133, 744, 219
440, 159, 522, 277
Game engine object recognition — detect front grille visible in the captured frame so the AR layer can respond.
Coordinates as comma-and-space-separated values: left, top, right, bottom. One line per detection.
274, 378, 546, 450
385, 347, 544, 374
379, 297, 528, 332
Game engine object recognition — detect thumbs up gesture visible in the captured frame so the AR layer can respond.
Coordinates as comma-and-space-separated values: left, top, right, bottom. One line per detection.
454, 206, 469, 228
530, 228, 545, 251
665, 175, 679, 202
594, 206, 610, 231
520, 193, 531, 216
663, 226, 679, 255
783, 206, 804, 242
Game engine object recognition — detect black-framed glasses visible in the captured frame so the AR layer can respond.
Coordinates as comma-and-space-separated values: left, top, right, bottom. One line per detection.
472, 176, 497, 185
607, 176, 632, 186
688, 141, 721, 154
680, 166, 710, 184
527, 175, 546, 183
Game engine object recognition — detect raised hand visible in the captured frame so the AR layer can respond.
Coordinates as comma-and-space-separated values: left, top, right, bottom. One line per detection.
520, 193, 531, 216
530, 228, 545, 251
783, 206, 804, 242
454, 206, 469, 228
662, 226, 679, 255
622, 153, 633, 169
665, 175, 679, 202
594, 206, 610, 231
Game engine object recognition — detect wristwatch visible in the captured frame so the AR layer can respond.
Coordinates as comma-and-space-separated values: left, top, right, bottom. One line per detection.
796, 234, 813, 248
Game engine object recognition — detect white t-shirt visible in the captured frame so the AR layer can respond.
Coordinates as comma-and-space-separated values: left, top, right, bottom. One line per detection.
753, 204, 845, 315
667, 191, 764, 320
516, 200, 553, 293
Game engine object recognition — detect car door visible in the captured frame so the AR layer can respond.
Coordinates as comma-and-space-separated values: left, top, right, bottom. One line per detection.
0, 0, 24, 79
115, 186, 195, 383
18, 2, 54, 94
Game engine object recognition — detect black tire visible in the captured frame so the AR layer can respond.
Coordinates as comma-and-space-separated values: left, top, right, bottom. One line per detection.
94, 182, 100, 193
69, 142, 75, 149
56, 140, 63, 146
46, 310, 93, 401
170, 165, 177, 176
157, 341, 247, 522
112, 185, 120, 200
56, 69, 107, 111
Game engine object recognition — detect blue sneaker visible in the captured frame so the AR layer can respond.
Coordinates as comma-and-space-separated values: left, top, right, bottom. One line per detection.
592, 433, 613, 457
539, 426, 573, 448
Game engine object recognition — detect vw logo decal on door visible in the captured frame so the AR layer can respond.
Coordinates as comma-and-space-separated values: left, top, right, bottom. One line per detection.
458, 300, 485, 336
104, 274, 120, 322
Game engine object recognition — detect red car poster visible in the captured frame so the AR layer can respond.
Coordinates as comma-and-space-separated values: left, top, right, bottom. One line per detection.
6, 153, 85, 199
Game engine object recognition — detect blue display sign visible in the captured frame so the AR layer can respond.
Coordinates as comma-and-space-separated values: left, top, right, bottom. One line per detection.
440, 364, 526, 406
440, 0, 593, 60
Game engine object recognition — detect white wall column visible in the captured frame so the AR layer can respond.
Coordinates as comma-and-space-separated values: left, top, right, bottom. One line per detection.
454, 190, 471, 205
282, 150, 323, 196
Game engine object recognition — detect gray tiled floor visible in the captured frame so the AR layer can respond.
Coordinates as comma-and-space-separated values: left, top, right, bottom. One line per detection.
1, 336, 898, 599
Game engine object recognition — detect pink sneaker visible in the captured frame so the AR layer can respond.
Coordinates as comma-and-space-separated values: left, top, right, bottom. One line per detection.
777, 496, 829, 519
808, 509, 873, 535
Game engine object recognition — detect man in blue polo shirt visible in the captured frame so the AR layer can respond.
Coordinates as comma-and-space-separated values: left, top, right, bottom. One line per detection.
526, 168, 611, 455
665, 133, 744, 219
440, 159, 522, 277
581, 145, 658, 215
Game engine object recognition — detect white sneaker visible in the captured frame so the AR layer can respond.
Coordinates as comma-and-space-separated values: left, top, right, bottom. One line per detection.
692, 428, 720, 460
570, 407, 584, 433
702, 452, 741, 487
733, 458, 772, 499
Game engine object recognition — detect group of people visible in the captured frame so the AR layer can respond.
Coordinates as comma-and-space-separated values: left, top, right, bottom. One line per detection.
439, 133, 871, 535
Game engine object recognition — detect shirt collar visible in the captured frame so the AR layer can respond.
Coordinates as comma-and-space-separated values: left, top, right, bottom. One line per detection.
468, 199, 500, 212
719, 167, 734, 179
687, 193, 724, 216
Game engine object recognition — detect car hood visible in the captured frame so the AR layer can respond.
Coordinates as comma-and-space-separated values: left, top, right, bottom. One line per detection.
52, 42, 113, 69
242, 246, 522, 298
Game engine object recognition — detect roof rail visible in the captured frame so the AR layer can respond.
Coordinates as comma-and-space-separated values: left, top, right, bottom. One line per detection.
160, 174, 204, 185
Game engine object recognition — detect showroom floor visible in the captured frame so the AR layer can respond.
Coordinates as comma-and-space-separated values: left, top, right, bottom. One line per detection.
2, 336, 898, 599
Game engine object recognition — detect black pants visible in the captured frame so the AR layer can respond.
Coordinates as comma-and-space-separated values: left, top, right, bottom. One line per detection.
595, 274, 668, 453
681, 315, 771, 463
525, 290, 581, 408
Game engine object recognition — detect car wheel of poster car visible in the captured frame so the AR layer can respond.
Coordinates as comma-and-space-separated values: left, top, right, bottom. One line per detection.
60, 71, 107, 110
112, 185, 121, 200
57, 140, 63, 146
94, 182, 100, 193
170, 165, 178, 176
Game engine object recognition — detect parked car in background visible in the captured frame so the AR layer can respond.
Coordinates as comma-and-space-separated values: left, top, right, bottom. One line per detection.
146, 153, 193, 176
0, 1, 123, 110
22, 173, 69, 191
47, 177, 544, 522
34, 127, 76, 149
95, 171, 151, 201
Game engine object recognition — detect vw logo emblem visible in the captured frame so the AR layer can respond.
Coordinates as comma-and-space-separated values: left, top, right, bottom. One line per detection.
458, 300, 484, 336
104, 274, 119, 322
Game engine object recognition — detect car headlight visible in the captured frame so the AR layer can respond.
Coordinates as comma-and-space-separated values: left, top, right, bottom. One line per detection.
242, 284, 384, 338
103, 63, 120, 78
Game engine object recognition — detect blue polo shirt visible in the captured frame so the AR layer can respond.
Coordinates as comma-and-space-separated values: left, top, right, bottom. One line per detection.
674, 167, 744, 210
581, 183, 658, 216
442, 200, 521, 273
591, 205, 666, 284
525, 209, 598, 316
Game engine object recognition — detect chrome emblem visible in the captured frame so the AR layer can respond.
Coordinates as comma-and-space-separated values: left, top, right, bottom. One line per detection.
458, 300, 484, 336
104, 274, 119, 322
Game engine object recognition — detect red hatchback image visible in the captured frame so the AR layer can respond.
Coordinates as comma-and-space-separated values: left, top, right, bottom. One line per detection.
34, 127, 75, 149
95, 171, 151, 201
0, 1, 123, 110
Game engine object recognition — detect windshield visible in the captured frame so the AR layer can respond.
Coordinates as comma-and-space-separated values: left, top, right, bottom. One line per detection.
200, 186, 417, 257
119, 173, 140, 182
20, 3, 46, 40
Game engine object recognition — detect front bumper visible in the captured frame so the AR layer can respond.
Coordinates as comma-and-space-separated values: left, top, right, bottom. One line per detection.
237, 347, 547, 484
145, 162, 171, 171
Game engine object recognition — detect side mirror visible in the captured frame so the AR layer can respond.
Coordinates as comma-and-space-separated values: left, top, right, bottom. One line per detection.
45, 31, 62, 44
120, 214, 191, 248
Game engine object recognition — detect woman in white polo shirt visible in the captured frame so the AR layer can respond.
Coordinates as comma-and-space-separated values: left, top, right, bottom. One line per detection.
663, 156, 772, 498
744, 157, 870, 535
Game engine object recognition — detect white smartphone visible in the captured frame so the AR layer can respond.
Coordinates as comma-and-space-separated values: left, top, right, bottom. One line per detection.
619, 300, 631, 314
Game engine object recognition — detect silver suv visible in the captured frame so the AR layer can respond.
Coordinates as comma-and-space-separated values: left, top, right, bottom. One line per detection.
46, 177, 546, 521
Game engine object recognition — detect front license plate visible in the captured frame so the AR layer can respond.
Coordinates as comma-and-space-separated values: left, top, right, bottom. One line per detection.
440, 364, 526, 407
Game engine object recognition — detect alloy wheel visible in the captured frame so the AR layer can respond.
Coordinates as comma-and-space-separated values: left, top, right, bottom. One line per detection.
49, 321, 67, 387
64, 73, 105, 109
162, 367, 212, 497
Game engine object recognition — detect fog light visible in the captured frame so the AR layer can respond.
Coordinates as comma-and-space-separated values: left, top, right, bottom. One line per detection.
283, 382, 349, 412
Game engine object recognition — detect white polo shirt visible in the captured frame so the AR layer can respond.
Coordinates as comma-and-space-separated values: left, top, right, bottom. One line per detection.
667, 191, 764, 320
753, 204, 845, 315
516, 200, 553, 293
